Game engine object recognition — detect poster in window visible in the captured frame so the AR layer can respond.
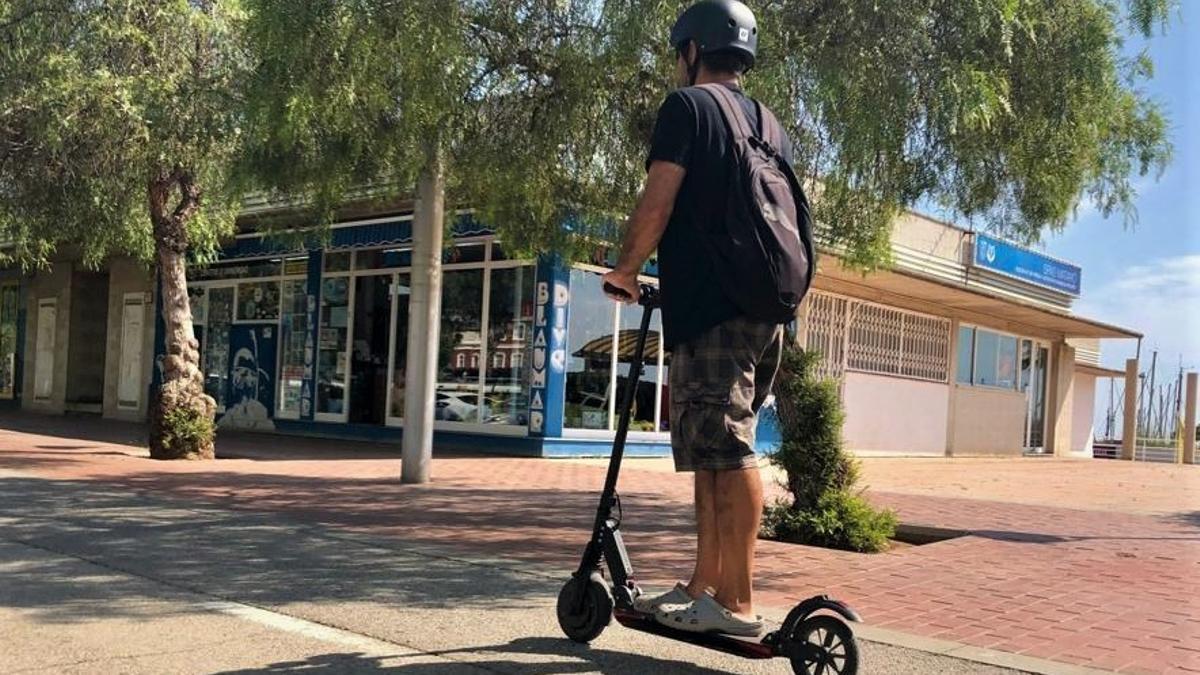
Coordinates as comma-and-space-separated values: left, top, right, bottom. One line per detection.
237, 281, 281, 321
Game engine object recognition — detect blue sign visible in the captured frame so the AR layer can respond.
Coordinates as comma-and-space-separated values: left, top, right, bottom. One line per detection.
973, 233, 1081, 296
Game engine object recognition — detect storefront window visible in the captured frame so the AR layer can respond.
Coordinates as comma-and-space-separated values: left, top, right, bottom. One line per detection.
324, 251, 352, 272
356, 248, 411, 270
443, 243, 486, 265
615, 299, 662, 432
960, 326, 1021, 389
973, 330, 999, 386
956, 326, 974, 384
996, 335, 1018, 389
317, 277, 350, 415
189, 286, 207, 325
0, 284, 19, 400
436, 269, 483, 422
389, 275, 411, 419
484, 265, 534, 425
203, 286, 234, 410
190, 260, 279, 282
277, 279, 307, 416
565, 270, 617, 430
236, 280, 280, 321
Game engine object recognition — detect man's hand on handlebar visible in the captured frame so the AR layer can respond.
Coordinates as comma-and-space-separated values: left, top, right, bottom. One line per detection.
601, 270, 640, 304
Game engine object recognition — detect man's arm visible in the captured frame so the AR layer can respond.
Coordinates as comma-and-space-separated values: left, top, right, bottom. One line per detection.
601, 160, 686, 303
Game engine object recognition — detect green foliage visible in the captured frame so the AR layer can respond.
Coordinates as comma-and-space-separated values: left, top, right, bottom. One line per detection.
238, 0, 1174, 267
762, 491, 897, 554
769, 345, 857, 509
0, 0, 248, 268
751, 0, 1175, 255
765, 341, 895, 552
158, 404, 215, 455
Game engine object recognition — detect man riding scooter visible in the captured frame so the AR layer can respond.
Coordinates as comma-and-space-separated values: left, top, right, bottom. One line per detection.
601, 0, 801, 638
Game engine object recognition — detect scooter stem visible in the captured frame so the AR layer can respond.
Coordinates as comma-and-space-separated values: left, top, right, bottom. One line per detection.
584, 285, 660, 560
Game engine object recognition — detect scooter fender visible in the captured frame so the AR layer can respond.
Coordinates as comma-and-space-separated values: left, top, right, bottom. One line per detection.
780, 594, 862, 631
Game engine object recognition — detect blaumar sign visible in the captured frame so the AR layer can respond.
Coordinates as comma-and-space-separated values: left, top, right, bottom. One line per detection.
973, 233, 1082, 296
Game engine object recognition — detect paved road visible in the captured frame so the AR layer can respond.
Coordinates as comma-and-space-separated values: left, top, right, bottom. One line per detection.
0, 470, 1028, 675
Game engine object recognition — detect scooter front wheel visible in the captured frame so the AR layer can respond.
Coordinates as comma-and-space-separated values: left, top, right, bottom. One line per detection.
556, 571, 614, 643
789, 614, 859, 675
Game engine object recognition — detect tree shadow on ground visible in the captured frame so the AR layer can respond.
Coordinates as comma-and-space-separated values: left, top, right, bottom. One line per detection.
213, 637, 742, 674
0, 474, 695, 626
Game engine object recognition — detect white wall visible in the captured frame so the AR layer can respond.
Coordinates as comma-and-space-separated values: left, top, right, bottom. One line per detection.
950, 384, 1027, 456
842, 371, 948, 456
1071, 373, 1096, 456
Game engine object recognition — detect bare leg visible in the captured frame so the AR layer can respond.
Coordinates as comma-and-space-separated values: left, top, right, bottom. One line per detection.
712, 466, 763, 619
687, 469, 721, 598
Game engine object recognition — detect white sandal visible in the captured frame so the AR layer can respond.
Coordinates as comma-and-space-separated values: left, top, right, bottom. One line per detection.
632, 581, 692, 613
655, 593, 764, 637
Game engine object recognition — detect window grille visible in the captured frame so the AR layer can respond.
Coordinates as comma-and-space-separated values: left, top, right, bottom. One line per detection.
801, 292, 850, 381
801, 291, 950, 383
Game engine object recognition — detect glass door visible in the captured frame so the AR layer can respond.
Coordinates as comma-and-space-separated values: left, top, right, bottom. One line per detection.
202, 286, 234, 412
386, 273, 411, 425
349, 274, 391, 424
1020, 339, 1049, 452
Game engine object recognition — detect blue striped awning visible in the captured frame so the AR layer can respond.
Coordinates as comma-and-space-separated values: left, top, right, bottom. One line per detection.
218, 215, 494, 260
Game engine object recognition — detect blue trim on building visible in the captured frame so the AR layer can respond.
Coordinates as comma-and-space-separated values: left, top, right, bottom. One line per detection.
528, 255, 570, 438
301, 251, 321, 421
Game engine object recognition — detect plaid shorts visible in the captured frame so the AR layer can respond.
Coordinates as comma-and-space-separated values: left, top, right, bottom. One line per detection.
668, 315, 784, 472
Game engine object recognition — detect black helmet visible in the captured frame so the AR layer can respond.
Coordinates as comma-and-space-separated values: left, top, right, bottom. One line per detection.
669, 0, 758, 70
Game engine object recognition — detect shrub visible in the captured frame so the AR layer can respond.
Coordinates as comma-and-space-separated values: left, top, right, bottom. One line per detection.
763, 340, 896, 553
762, 491, 898, 553
158, 404, 215, 456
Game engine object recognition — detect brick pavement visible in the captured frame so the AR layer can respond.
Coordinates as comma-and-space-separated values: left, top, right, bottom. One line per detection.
0, 413, 1196, 674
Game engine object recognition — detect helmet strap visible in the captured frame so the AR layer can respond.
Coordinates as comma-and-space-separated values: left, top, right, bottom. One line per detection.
679, 43, 701, 86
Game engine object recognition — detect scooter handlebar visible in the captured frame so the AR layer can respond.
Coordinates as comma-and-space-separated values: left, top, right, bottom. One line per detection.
603, 282, 660, 308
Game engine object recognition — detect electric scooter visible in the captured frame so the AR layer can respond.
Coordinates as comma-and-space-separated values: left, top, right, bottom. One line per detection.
556, 283, 861, 675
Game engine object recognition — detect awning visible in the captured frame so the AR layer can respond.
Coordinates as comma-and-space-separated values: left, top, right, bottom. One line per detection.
1075, 363, 1127, 378
573, 329, 661, 363
814, 258, 1140, 340
218, 215, 494, 260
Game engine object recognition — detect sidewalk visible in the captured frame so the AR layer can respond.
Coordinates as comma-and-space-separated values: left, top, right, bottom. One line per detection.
1, 412, 1196, 674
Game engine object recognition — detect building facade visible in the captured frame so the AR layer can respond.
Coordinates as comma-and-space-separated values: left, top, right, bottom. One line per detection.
0, 209, 1137, 459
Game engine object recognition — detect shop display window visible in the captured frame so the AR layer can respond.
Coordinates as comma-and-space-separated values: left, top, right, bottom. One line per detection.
277, 279, 307, 416
317, 277, 350, 415
436, 269, 484, 422
236, 280, 281, 321
484, 266, 534, 425
564, 269, 665, 432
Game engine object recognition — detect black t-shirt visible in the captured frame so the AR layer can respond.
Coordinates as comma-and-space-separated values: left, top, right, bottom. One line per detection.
646, 82, 795, 349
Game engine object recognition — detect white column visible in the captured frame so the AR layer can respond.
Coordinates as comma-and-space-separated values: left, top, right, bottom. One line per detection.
401, 146, 445, 484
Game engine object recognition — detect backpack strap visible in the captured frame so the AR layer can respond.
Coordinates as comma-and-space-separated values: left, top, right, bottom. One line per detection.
698, 83, 753, 143
756, 101, 784, 152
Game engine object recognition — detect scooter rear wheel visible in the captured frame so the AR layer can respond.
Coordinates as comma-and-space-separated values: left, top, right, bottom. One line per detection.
556, 571, 614, 643
789, 614, 859, 675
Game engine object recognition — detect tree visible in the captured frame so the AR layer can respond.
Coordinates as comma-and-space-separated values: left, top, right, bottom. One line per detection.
239, 0, 1173, 480
750, 0, 1174, 266
761, 344, 896, 553
239, 0, 666, 481
0, 0, 248, 459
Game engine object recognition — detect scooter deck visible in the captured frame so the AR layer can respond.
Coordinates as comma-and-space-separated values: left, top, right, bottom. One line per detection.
613, 608, 776, 659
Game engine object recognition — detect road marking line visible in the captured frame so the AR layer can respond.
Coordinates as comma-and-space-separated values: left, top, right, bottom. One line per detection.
197, 600, 412, 657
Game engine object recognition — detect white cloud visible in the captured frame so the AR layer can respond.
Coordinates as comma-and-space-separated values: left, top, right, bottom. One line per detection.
1079, 253, 1200, 371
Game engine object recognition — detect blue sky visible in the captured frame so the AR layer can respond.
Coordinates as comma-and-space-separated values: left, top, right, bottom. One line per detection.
1041, 4, 1199, 378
